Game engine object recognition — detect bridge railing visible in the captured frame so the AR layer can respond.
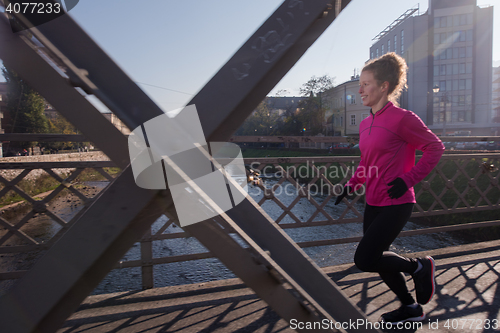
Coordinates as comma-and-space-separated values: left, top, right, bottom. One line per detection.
0, 134, 118, 285
0, 136, 499, 291
126, 152, 500, 284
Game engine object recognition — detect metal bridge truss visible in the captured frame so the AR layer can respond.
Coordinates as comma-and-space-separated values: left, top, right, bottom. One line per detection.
0, 1, 382, 332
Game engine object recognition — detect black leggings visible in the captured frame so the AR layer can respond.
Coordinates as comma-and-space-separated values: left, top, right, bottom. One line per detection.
354, 203, 418, 305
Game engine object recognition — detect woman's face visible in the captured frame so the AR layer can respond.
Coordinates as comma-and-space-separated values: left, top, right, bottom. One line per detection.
358, 70, 387, 109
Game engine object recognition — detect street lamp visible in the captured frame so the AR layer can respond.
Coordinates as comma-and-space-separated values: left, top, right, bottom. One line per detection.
433, 85, 448, 136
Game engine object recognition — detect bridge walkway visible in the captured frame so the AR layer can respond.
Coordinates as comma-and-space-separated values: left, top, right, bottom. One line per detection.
59, 240, 500, 333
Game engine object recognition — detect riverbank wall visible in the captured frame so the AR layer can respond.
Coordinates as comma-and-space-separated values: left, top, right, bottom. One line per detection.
0, 151, 111, 181
0, 151, 109, 163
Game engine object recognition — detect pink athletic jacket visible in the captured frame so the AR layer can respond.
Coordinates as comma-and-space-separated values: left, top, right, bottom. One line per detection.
346, 102, 445, 206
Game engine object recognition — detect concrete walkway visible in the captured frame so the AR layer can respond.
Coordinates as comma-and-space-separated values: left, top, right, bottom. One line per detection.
58, 240, 500, 333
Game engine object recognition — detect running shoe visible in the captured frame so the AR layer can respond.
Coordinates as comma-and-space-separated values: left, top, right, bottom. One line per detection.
381, 304, 425, 324
412, 256, 436, 304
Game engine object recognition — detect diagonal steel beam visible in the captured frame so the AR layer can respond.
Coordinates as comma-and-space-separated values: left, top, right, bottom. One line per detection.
0, 168, 164, 332
1, 10, 331, 331
0, 1, 379, 332
190, 0, 350, 142
0, 15, 130, 168
30, 0, 346, 142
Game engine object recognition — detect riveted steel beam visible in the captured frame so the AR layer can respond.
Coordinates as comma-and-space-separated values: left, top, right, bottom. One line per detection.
0, 1, 379, 332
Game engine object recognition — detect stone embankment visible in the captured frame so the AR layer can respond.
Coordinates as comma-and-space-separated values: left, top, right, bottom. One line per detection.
0, 151, 110, 181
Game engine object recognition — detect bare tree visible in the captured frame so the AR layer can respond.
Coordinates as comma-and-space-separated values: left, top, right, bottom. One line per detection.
299, 75, 334, 97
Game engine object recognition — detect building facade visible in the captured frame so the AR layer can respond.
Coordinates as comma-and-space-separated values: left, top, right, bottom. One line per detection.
370, 0, 494, 136
0, 82, 6, 157
493, 66, 500, 133
323, 76, 371, 136
0, 82, 6, 135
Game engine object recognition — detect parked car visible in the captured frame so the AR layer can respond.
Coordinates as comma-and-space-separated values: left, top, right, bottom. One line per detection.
464, 142, 475, 149
328, 143, 352, 153
464, 141, 488, 150
334, 143, 351, 149
443, 142, 457, 150
476, 141, 488, 149
487, 141, 500, 150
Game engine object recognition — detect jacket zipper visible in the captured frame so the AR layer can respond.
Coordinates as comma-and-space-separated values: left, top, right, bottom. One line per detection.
369, 111, 375, 135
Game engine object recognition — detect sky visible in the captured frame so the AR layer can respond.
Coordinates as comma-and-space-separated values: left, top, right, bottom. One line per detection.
1, 0, 499, 114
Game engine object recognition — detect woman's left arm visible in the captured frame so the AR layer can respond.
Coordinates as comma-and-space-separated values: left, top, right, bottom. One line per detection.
398, 112, 445, 188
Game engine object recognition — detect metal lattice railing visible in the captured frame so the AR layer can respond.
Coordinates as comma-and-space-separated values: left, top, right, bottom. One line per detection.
107, 152, 500, 290
0, 160, 117, 283
413, 154, 500, 216
0, 150, 499, 291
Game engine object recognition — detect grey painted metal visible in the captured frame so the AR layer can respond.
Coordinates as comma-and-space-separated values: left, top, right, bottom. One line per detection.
0, 173, 338, 329
229, 135, 500, 143
190, 1, 352, 142
120, 151, 499, 279
230, 135, 359, 143
167, 135, 372, 329
112, 252, 215, 269
183, 217, 341, 333
0, 13, 130, 169
224, 196, 373, 329
159, 135, 341, 330
2, 1, 378, 330
437, 136, 500, 142
0, 270, 27, 280
186, 0, 376, 325
1, 151, 499, 293
241, 152, 500, 165
294, 220, 500, 248
0, 11, 167, 332
28, 0, 350, 142
140, 228, 154, 290
0, 166, 165, 332
51, 217, 496, 270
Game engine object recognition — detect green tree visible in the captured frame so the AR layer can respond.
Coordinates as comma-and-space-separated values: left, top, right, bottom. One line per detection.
299, 75, 334, 97
269, 96, 302, 136
296, 93, 324, 135
46, 113, 80, 150
279, 111, 302, 136
235, 75, 334, 137
2, 65, 48, 149
235, 100, 280, 136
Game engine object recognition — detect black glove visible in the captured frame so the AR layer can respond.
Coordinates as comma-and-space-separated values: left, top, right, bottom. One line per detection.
387, 178, 408, 199
334, 186, 352, 205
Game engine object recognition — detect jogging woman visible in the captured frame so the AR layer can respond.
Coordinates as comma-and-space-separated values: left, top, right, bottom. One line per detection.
335, 52, 444, 324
